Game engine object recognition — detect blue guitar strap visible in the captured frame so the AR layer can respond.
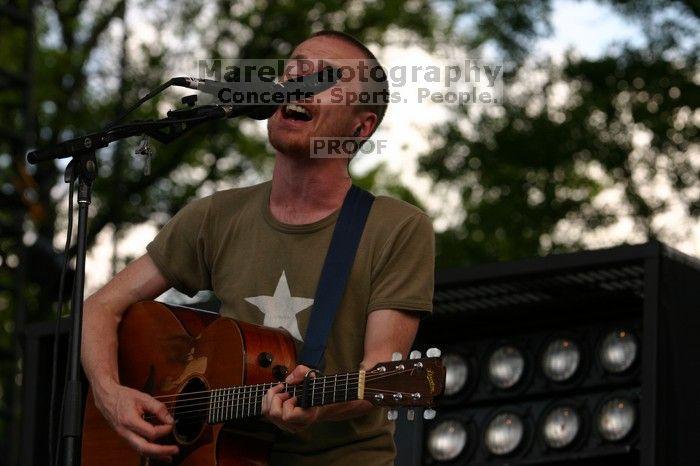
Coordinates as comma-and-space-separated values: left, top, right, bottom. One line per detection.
298, 185, 375, 370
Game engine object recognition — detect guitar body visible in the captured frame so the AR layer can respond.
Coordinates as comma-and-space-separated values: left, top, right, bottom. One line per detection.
82, 301, 296, 466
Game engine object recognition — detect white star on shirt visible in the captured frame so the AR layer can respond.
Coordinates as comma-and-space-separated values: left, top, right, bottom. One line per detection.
244, 270, 313, 341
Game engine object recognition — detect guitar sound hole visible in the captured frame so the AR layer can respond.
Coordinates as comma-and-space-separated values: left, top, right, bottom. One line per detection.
173, 377, 207, 444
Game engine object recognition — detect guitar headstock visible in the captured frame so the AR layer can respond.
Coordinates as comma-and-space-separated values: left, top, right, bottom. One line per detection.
362, 349, 446, 410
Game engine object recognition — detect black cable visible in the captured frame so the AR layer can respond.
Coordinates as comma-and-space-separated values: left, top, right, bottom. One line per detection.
49, 178, 75, 466
43, 78, 214, 464
105, 80, 173, 129
45, 83, 213, 465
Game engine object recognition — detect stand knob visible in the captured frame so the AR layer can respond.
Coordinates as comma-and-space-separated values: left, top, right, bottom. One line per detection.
258, 352, 273, 367
182, 94, 198, 107
272, 365, 288, 381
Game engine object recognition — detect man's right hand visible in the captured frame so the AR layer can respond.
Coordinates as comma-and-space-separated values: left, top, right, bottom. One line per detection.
93, 382, 179, 462
81, 254, 176, 460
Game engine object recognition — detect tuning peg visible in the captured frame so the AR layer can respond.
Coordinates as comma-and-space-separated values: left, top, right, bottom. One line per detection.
423, 408, 436, 420
387, 409, 398, 421
391, 352, 403, 361
426, 348, 441, 358
409, 350, 422, 359
407, 409, 415, 421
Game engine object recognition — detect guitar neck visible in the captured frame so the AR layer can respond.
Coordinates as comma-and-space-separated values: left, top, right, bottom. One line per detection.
207, 371, 364, 424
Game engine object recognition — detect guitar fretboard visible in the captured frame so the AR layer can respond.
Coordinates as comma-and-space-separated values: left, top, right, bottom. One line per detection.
207, 372, 361, 424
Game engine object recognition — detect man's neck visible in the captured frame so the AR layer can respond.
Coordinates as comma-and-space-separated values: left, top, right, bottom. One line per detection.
269, 153, 352, 225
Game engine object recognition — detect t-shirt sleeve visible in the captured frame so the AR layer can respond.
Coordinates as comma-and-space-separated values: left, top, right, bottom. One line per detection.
146, 196, 212, 297
368, 212, 435, 314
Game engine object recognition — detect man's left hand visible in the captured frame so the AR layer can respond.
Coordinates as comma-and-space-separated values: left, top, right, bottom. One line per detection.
261, 364, 321, 433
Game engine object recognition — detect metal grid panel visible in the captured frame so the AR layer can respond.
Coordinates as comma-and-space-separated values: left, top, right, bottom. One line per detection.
433, 263, 645, 315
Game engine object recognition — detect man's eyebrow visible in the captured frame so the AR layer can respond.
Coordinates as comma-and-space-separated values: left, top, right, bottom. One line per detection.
287, 54, 334, 68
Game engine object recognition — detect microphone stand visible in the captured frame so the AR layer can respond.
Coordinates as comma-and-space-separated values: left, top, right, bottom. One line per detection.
26, 66, 340, 466
26, 102, 249, 466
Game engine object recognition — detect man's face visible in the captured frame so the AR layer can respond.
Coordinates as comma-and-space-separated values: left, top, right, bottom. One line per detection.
267, 35, 371, 157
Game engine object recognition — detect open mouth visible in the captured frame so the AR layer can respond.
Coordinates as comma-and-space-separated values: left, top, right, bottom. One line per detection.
282, 103, 313, 122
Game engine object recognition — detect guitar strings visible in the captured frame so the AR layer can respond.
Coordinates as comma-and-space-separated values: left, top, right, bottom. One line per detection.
150, 367, 419, 404
145, 383, 367, 422
147, 367, 423, 417
150, 372, 359, 401
151, 388, 418, 425
152, 386, 407, 419
142, 366, 428, 424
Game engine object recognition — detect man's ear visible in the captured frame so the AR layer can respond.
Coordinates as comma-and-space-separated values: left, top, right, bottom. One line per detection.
354, 111, 378, 138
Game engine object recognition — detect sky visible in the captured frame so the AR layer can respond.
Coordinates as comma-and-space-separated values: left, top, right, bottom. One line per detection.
81, 0, 680, 295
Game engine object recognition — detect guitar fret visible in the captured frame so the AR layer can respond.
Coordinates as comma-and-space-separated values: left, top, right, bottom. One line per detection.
263, 384, 268, 414
311, 378, 316, 407
220, 388, 225, 420
242, 385, 247, 418
217, 388, 223, 422
229, 387, 235, 420
234, 387, 239, 420
211, 390, 219, 422
223, 388, 227, 421
222, 388, 227, 422
212, 389, 218, 423
223, 387, 228, 421
333, 374, 337, 403
261, 384, 265, 415
321, 376, 325, 405
254, 385, 259, 416
345, 373, 349, 401
239, 385, 243, 419
226, 388, 230, 417
221, 388, 225, 422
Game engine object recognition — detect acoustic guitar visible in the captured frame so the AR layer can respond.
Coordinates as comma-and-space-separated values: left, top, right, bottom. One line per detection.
81, 301, 445, 465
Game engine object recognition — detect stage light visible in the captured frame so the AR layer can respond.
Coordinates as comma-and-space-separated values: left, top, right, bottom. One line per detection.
597, 397, 635, 441
542, 405, 580, 449
599, 330, 637, 373
394, 243, 700, 466
488, 346, 524, 389
484, 412, 524, 456
443, 353, 468, 396
541, 338, 580, 382
427, 419, 468, 461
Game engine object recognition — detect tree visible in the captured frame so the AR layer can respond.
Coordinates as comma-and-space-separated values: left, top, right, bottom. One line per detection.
420, 0, 699, 267
1, 0, 441, 462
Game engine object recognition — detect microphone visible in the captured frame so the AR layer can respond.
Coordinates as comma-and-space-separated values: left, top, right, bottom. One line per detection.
26, 69, 341, 164
172, 67, 342, 120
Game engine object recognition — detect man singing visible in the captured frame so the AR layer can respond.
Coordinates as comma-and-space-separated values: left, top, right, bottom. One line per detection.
81, 30, 434, 465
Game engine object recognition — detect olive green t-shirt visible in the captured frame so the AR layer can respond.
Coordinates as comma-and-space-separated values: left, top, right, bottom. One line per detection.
146, 181, 434, 465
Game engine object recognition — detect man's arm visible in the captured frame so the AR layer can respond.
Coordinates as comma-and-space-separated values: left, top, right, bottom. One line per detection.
261, 308, 420, 430
81, 253, 179, 461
